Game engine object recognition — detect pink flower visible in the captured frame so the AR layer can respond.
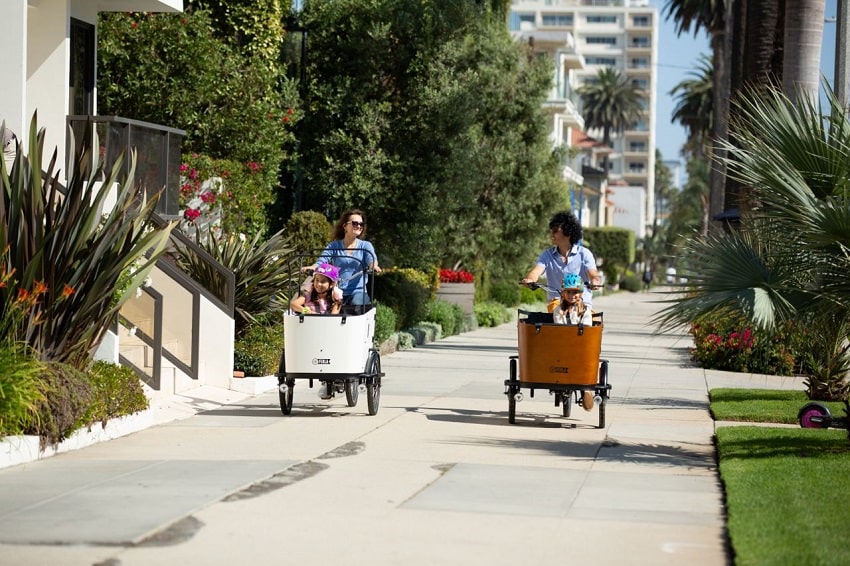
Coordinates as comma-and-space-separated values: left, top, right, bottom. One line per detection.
180, 163, 188, 173
200, 191, 216, 204
184, 208, 201, 222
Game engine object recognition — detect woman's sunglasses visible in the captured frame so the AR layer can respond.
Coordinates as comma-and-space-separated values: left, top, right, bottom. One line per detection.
348, 221, 365, 228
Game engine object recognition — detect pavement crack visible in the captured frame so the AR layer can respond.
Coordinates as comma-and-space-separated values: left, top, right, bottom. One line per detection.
317, 440, 366, 459
134, 515, 204, 547
223, 460, 330, 502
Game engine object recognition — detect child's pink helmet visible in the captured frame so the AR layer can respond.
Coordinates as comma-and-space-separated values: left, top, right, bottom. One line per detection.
314, 262, 340, 282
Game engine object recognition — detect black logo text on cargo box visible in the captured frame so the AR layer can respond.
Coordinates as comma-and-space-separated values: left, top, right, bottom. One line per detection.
549, 366, 569, 373
313, 358, 331, 365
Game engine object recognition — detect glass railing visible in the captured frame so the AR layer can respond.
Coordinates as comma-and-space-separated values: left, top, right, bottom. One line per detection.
66, 115, 185, 218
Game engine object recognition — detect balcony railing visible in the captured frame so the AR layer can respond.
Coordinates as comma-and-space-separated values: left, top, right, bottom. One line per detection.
67, 115, 185, 218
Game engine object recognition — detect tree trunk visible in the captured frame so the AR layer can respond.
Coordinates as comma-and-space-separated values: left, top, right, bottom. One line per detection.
783, 0, 826, 104
708, 6, 733, 231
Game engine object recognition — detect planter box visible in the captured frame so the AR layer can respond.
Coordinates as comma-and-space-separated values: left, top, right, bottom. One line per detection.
436, 282, 475, 315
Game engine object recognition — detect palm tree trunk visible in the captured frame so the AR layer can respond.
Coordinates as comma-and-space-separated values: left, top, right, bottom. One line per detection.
708, 7, 733, 231
783, 0, 826, 103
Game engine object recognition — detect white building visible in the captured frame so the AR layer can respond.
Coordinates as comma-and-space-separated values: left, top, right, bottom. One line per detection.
509, 0, 659, 239
1, 0, 243, 401
509, 26, 609, 228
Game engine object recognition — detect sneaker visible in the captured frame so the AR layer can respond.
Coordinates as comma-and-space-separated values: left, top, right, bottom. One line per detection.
317, 383, 333, 400
581, 391, 594, 411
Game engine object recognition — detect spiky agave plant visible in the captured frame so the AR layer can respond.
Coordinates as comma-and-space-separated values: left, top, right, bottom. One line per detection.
173, 227, 296, 335
0, 114, 174, 366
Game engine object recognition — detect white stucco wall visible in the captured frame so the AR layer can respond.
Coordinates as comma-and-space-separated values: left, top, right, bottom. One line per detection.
27, 0, 71, 166
607, 184, 645, 239
0, 1, 28, 136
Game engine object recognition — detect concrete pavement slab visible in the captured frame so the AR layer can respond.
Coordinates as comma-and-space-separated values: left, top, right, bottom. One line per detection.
0, 288, 802, 565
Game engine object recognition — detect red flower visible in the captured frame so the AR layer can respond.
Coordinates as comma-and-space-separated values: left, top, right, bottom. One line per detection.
184, 208, 201, 222
200, 191, 216, 205
439, 269, 474, 283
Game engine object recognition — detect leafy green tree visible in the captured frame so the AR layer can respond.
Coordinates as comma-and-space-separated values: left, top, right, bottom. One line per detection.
293, 0, 564, 277
576, 67, 645, 174
655, 86, 850, 400
97, 9, 299, 236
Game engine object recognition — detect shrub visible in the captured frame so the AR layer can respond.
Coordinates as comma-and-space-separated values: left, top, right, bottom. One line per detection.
179, 153, 276, 240
285, 210, 332, 259
86, 361, 149, 426
690, 312, 803, 376
373, 303, 397, 347
423, 300, 463, 336
406, 322, 442, 344
98, 10, 298, 207
234, 314, 285, 376
0, 345, 46, 438
620, 272, 641, 293
519, 284, 547, 304
474, 301, 511, 327
490, 281, 522, 307
372, 268, 431, 329
397, 332, 415, 350
26, 362, 94, 446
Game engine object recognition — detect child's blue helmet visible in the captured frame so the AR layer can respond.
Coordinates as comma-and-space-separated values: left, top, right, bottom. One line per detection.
562, 273, 583, 290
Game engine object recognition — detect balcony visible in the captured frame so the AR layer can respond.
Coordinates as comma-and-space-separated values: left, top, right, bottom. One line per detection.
67, 116, 185, 218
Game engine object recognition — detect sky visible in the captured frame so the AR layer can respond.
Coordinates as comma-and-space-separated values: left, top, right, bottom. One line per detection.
651, 0, 839, 184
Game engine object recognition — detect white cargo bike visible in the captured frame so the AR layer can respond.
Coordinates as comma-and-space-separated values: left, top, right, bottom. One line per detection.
276, 250, 384, 416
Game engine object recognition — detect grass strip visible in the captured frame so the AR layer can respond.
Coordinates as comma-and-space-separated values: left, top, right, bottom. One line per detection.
710, 388, 845, 424
716, 426, 850, 565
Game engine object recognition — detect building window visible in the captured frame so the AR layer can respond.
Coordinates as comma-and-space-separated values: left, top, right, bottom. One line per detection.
630, 36, 651, 48
586, 15, 617, 24
542, 14, 574, 26
586, 57, 617, 66
629, 162, 646, 173
69, 18, 95, 116
509, 12, 536, 31
629, 141, 647, 152
631, 78, 648, 89
630, 58, 649, 69
632, 15, 651, 27
587, 36, 617, 45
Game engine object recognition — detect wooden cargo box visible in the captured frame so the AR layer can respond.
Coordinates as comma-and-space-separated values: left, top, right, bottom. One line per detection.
517, 316, 602, 385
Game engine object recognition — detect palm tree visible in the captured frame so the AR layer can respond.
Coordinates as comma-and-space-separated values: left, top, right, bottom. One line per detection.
655, 85, 850, 400
670, 54, 713, 160
663, 0, 728, 225
576, 67, 645, 175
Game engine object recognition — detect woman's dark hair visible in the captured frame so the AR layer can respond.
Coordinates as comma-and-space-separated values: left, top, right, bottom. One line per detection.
331, 208, 367, 240
548, 211, 582, 244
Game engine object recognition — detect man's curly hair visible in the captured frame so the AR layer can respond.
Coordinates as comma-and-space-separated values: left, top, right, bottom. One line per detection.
548, 211, 582, 243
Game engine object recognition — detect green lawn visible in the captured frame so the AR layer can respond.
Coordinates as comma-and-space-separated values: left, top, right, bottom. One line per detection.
709, 388, 846, 424
716, 426, 850, 565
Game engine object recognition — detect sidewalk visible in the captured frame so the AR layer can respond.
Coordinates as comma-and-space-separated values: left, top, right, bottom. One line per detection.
0, 289, 806, 566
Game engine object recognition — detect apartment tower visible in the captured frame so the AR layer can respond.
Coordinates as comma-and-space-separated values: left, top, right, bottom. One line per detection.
509, 0, 658, 239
